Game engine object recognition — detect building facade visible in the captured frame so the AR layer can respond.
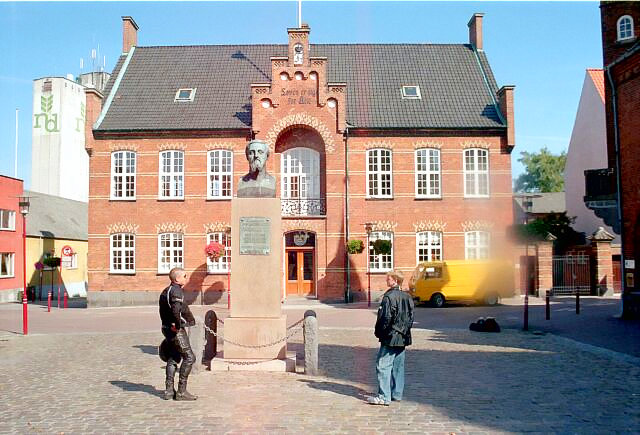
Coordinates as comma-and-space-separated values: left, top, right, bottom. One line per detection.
587, 2, 640, 317
85, 15, 516, 306
0, 176, 25, 302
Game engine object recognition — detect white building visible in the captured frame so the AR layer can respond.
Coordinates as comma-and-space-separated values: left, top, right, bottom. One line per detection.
31, 72, 109, 203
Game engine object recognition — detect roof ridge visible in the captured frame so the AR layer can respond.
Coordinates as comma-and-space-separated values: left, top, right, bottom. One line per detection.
135, 42, 473, 49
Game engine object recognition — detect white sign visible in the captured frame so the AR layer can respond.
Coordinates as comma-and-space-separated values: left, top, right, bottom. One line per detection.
61, 245, 73, 257
625, 259, 635, 269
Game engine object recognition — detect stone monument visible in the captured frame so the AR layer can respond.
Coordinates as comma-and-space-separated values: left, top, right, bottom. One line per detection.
215, 140, 294, 371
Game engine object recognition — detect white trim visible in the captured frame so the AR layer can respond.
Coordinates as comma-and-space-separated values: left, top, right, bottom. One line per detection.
464, 230, 490, 260
206, 232, 231, 273
617, 15, 635, 41
366, 148, 393, 198
158, 232, 184, 274
207, 149, 233, 200
110, 151, 137, 200
416, 231, 443, 263
401, 85, 421, 99
0, 253, 14, 278
463, 148, 490, 198
281, 147, 321, 211
110, 233, 135, 274
158, 150, 185, 200
368, 231, 393, 273
0, 209, 16, 231
174, 88, 197, 102
415, 148, 441, 198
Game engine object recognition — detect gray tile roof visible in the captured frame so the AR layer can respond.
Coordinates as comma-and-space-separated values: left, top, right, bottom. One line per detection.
24, 191, 87, 241
96, 44, 506, 132
514, 192, 567, 219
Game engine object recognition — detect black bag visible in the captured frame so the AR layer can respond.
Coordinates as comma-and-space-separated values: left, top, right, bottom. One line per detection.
469, 317, 500, 333
158, 338, 182, 363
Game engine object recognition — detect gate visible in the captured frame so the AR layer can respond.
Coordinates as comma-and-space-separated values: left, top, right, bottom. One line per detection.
552, 254, 591, 296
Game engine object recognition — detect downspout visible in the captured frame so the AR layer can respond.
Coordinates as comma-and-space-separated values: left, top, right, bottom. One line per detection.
344, 125, 351, 303
605, 67, 626, 315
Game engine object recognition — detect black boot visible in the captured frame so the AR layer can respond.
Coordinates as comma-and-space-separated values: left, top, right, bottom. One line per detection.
175, 376, 197, 401
164, 362, 177, 400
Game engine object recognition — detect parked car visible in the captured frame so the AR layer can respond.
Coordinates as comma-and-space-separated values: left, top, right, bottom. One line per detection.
409, 260, 515, 307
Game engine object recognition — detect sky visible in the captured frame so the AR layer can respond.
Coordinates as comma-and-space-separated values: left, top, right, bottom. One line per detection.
0, 1, 603, 189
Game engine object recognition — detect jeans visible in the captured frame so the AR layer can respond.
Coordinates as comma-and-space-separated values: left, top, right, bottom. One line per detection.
375, 344, 405, 403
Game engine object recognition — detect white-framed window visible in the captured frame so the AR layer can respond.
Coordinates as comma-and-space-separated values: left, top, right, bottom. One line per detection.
366, 149, 392, 198
617, 15, 634, 41
158, 233, 183, 274
111, 151, 136, 200
174, 88, 196, 102
415, 148, 441, 198
159, 150, 184, 200
0, 253, 14, 278
0, 209, 16, 231
416, 231, 443, 263
465, 231, 490, 260
464, 148, 489, 197
401, 85, 421, 99
62, 253, 78, 270
206, 232, 231, 273
110, 233, 135, 274
281, 148, 320, 200
207, 150, 233, 199
368, 231, 393, 272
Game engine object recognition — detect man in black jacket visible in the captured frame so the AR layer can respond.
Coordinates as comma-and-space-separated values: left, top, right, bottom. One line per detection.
159, 267, 197, 401
367, 270, 414, 406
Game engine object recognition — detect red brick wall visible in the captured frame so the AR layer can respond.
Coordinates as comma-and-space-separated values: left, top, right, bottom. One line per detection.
0, 176, 25, 294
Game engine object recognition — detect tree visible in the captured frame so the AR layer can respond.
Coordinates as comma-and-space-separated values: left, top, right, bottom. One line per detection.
513, 213, 584, 254
514, 147, 566, 192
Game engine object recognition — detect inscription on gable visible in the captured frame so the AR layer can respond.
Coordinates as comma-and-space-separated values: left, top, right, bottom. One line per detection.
281, 88, 316, 105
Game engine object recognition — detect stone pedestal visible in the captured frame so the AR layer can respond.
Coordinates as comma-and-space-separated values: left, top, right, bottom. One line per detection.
223, 197, 288, 364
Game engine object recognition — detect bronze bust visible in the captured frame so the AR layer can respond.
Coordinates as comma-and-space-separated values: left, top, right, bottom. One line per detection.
237, 140, 276, 198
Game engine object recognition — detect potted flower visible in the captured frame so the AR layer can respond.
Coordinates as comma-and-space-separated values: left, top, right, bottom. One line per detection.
205, 241, 225, 261
372, 239, 392, 255
346, 239, 365, 254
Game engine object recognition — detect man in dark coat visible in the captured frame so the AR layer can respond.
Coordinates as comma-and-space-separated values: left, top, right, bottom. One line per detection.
368, 270, 415, 405
159, 267, 197, 401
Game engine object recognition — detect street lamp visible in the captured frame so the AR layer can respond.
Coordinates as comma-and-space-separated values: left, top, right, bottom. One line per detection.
18, 196, 30, 335
364, 222, 374, 308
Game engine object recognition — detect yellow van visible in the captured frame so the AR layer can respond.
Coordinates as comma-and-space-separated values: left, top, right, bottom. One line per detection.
409, 260, 515, 307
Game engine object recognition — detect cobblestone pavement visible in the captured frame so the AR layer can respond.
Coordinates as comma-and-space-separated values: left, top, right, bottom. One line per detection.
1, 326, 639, 433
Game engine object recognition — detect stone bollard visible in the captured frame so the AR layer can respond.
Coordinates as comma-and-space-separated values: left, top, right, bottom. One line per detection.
204, 310, 218, 363
303, 310, 318, 375
188, 317, 205, 374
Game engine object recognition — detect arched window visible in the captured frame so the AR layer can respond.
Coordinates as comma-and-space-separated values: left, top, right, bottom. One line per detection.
617, 15, 634, 41
464, 148, 489, 197
465, 231, 490, 260
281, 147, 322, 215
416, 231, 442, 263
110, 233, 135, 273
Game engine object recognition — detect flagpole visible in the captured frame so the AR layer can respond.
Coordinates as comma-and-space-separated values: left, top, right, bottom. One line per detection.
298, 0, 302, 27
15, 109, 18, 178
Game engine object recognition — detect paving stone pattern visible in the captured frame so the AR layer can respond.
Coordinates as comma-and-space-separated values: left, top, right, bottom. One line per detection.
1, 328, 639, 433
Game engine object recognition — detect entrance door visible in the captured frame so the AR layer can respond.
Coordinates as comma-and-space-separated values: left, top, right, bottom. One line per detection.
286, 249, 314, 296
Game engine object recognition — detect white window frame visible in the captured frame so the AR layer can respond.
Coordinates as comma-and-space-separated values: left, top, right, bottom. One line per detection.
366, 148, 393, 198
463, 148, 490, 198
110, 151, 136, 200
0, 209, 16, 231
416, 231, 443, 263
281, 147, 321, 200
158, 232, 184, 274
465, 231, 490, 260
368, 231, 393, 272
617, 15, 634, 41
0, 253, 14, 278
206, 232, 231, 273
415, 148, 441, 198
174, 88, 196, 102
158, 150, 184, 200
110, 233, 135, 274
401, 85, 421, 99
207, 150, 233, 199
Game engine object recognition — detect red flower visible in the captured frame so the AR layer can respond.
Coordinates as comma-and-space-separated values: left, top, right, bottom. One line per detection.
205, 241, 225, 260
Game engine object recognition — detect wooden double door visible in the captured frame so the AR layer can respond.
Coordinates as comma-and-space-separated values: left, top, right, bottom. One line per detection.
286, 248, 314, 296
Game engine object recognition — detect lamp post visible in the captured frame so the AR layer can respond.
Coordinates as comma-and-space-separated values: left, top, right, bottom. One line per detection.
225, 226, 231, 311
18, 196, 30, 335
514, 193, 540, 331
364, 222, 373, 308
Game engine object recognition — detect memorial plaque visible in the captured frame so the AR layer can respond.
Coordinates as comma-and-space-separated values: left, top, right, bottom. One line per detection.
239, 217, 271, 255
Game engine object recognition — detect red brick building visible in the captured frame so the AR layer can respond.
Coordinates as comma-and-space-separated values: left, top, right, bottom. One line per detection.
0, 176, 25, 303
85, 14, 516, 306
587, 2, 640, 317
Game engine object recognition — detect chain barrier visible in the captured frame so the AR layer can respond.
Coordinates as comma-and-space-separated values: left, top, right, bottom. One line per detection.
205, 317, 304, 349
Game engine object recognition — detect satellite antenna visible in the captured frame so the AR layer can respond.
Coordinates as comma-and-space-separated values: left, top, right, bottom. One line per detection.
91, 48, 96, 73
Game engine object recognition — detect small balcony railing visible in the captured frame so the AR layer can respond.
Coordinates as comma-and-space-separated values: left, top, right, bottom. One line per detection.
583, 168, 617, 208
281, 198, 326, 217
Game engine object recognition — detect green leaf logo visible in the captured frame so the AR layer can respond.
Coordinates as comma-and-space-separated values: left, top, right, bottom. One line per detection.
41, 94, 53, 113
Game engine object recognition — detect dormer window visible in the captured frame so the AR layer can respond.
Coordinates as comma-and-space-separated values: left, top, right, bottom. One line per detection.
401, 85, 421, 100
174, 88, 196, 102
617, 15, 634, 41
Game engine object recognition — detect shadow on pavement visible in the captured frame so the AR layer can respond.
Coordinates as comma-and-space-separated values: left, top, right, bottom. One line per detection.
298, 378, 370, 400
110, 380, 164, 398
133, 344, 158, 355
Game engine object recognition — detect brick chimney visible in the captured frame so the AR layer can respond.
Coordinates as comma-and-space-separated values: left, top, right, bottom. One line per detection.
84, 88, 103, 156
122, 16, 139, 53
468, 13, 484, 50
497, 85, 515, 149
